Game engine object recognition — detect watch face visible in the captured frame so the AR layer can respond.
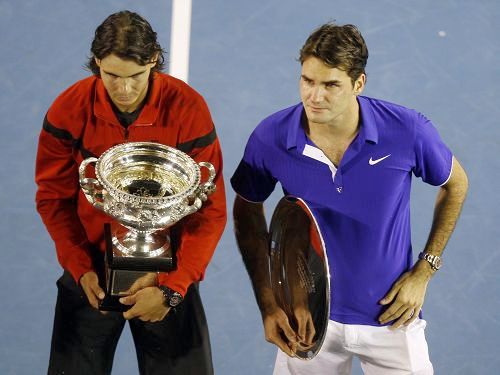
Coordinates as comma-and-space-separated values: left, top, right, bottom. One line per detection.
169, 294, 182, 307
159, 287, 183, 307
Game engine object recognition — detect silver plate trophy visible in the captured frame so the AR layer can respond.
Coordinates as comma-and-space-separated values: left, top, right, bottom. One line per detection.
269, 196, 330, 360
79, 142, 216, 311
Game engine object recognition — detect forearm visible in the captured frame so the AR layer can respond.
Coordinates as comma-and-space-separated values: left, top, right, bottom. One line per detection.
423, 190, 465, 255
424, 162, 468, 255
159, 131, 227, 294
158, 184, 227, 295
417, 157, 468, 273
233, 195, 276, 315
36, 129, 94, 281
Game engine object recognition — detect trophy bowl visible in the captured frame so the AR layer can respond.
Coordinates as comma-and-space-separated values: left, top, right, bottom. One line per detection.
79, 141, 216, 257
78, 142, 216, 310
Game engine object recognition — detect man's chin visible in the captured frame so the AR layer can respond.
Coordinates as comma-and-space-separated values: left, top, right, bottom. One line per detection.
306, 114, 331, 125
113, 98, 138, 111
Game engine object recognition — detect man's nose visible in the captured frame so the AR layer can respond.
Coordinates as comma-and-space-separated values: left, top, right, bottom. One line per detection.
116, 78, 131, 93
310, 86, 324, 102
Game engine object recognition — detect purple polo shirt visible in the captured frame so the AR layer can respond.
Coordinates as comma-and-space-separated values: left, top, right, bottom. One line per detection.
231, 96, 453, 326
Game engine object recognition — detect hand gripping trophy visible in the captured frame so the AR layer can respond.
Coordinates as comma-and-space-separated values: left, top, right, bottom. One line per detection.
79, 142, 216, 311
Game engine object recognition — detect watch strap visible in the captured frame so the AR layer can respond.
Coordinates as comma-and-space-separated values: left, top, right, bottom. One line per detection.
158, 285, 183, 307
418, 252, 442, 271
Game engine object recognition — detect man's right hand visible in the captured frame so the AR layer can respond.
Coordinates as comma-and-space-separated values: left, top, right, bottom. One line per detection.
263, 306, 298, 357
80, 271, 105, 310
293, 305, 316, 350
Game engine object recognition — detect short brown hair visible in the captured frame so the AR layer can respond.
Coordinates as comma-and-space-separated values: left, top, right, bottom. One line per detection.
299, 23, 368, 85
86, 10, 165, 76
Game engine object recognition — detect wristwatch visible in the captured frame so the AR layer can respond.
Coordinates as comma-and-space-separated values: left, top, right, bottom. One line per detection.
418, 252, 442, 271
158, 286, 183, 307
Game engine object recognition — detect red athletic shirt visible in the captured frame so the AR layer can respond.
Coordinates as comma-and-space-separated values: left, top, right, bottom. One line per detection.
35, 72, 227, 296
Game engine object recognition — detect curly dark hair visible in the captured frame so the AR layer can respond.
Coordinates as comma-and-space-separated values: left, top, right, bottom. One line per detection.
299, 23, 368, 85
86, 10, 166, 76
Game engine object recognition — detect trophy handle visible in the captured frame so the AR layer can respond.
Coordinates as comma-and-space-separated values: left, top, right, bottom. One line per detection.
79, 157, 104, 209
196, 162, 216, 201
180, 162, 217, 217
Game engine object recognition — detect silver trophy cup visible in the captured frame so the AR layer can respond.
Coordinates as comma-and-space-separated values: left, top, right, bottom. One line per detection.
79, 142, 216, 310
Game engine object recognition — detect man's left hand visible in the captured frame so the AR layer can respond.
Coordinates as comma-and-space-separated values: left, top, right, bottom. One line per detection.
120, 287, 170, 322
378, 261, 433, 328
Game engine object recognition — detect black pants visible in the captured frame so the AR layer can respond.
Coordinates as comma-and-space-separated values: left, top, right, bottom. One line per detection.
47, 271, 213, 375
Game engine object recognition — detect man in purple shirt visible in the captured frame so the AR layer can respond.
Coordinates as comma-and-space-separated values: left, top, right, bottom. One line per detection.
231, 23, 468, 374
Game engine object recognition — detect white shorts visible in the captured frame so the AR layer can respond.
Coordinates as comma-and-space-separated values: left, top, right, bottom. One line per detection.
273, 319, 433, 375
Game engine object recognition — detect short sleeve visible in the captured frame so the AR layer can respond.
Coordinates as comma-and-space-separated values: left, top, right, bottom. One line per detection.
230, 131, 277, 202
413, 112, 453, 186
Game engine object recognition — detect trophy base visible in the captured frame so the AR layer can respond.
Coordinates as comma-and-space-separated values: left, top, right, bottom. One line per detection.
100, 223, 176, 312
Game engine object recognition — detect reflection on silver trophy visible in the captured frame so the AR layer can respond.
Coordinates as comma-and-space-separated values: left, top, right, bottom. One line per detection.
78, 142, 216, 310
269, 196, 330, 360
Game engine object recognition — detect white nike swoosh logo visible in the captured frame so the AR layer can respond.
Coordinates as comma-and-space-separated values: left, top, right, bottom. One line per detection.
369, 154, 391, 165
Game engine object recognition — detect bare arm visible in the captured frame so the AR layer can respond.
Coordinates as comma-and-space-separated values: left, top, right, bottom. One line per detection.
379, 156, 469, 326
233, 195, 277, 313
233, 195, 297, 355
418, 156, 469, 268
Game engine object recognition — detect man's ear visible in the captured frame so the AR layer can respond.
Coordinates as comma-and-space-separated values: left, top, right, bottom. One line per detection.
354, 73, 366, 95
94, 57, 101, 67
150, 53, 159, 67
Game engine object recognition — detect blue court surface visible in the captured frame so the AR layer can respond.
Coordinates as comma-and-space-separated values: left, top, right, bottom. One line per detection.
0, 1, 499, 374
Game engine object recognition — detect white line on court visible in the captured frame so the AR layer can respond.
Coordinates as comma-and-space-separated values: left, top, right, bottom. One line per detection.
169, 0, 192, 83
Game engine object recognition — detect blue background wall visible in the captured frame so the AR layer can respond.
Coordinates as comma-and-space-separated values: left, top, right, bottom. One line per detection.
0, 1, 498, 374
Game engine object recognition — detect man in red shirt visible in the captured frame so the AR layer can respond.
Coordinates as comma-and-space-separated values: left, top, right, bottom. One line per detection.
35, 11, 226, 375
